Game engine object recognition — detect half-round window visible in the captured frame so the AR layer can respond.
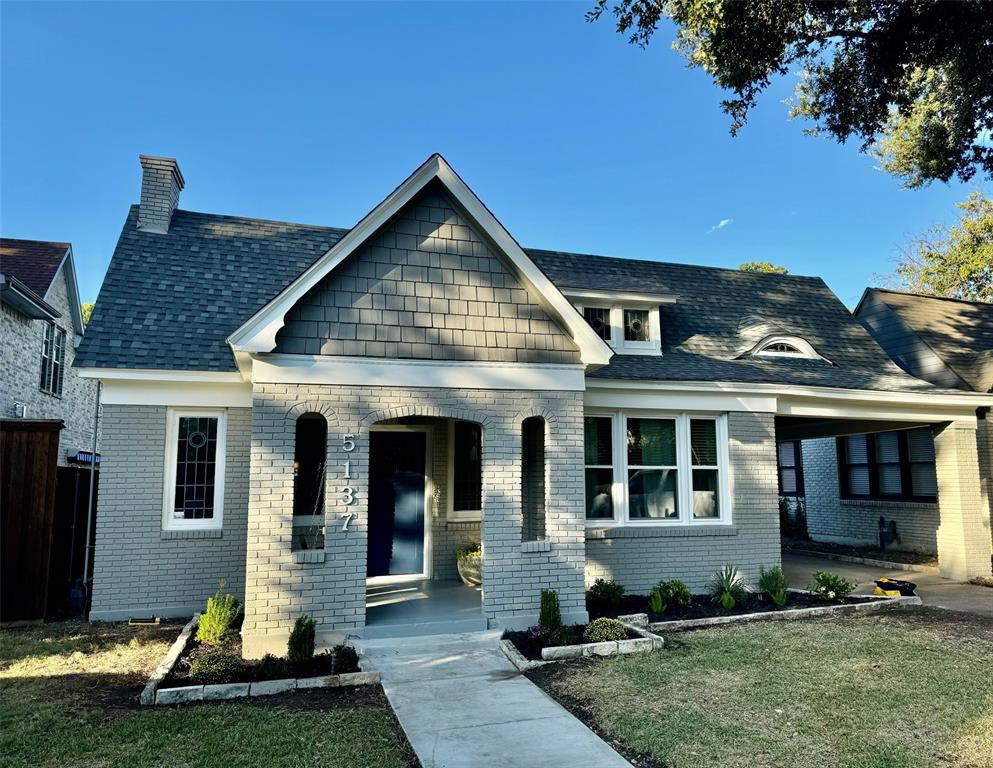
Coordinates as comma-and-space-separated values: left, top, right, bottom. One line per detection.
751, 336, 824, 361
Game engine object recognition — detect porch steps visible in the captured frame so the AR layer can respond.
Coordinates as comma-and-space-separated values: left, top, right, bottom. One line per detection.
362, 616, 488, 639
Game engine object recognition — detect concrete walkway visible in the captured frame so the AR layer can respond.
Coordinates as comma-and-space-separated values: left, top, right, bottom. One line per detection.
359, 630, 631, 768
783, 552, 993, 617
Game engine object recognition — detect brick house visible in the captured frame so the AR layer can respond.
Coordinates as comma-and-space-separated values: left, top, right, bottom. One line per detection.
1, 238, 98, 462
77, 155, 993, 657
785, 289, 992, 563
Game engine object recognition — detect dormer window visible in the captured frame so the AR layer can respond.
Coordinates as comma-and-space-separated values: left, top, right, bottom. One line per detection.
762, 342, 801, 354
623, 309, 649, 342
751, 336, 824, 361
583, 307, 611, 341
565, 288, 678, 357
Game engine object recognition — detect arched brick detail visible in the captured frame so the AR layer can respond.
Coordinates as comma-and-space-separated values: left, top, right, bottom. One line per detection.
284, 401, 339, 428
360, 404, 495, 430
511, 406, 558, 428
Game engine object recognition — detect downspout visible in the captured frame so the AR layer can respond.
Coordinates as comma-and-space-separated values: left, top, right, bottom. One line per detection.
82, 380, 101, 611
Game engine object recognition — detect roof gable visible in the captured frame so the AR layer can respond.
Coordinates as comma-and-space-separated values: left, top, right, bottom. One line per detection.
0, 238, 69, 296
227, 154, 612, 368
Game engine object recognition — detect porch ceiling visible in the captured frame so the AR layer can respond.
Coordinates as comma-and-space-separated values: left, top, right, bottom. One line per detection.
775, 416, 934, 441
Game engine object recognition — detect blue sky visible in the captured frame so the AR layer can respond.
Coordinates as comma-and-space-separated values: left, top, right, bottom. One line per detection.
1, 2, 986, 308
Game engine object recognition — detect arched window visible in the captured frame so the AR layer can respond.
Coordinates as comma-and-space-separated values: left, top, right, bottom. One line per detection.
521, 417, 546, 541
752, 336, 825, 361
293, 413, 327, 550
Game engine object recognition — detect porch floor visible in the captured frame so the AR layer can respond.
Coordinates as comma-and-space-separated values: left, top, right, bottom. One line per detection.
365, 578, 486, 638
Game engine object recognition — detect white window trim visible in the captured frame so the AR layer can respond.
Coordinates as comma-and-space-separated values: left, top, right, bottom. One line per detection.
575, 303, 662, 356
447, 421, 482, 523
584, 410, 732, 528
162, 408, 227, 531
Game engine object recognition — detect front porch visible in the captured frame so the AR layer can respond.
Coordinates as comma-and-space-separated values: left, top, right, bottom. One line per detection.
365, 577, 485, 638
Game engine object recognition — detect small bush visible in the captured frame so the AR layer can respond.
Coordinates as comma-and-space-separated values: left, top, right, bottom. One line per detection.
583, 617, 628, 643
332, 644, 360, 674
794, 498, 809, 538
457, 542, 481, 562
539, 589, 562, 632
649, 587, 666, 614
708, 563, 748, 611
758, 565, 789, 607
656, 579, 692, 607
547, 626, 578, 647
779, 497, 792, 535
287, 615, 316, 666
188, 647, 246, 684
196, 581, 243, 645
810, 570, 855, 602
255, 653, 289, 680
587, 579, 625, 612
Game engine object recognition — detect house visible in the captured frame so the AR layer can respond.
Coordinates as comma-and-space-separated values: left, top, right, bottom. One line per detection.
76, 155, 993, 657
792, 289, 993, 560
1, 238, 98, 463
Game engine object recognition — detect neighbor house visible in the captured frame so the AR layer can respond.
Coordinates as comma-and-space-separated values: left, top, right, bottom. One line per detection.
1, 238, 98, 463
791, 289, 992, 558
77, 155, 993, 656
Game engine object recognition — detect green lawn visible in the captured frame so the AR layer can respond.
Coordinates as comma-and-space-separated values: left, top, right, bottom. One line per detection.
0, 620, 417, 768
529, 608, 993, 768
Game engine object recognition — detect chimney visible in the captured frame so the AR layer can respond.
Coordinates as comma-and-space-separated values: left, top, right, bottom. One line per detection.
137, 155, 185, 233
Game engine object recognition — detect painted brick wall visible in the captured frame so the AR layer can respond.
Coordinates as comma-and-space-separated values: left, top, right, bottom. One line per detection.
0, 264, 99, 464
979, 417, 993, 554
274, 186, 580, 363
585, 411, 781, 593
89, 405, 250, 620
242, 383, 587, 656
802, 437, 940, 553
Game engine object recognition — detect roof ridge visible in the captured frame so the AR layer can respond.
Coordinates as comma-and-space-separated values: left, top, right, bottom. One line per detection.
170, 207, 351, 235
870, 286, 993, 308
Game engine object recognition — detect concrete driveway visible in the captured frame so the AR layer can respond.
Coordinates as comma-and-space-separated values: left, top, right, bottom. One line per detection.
782, 552, 993, 617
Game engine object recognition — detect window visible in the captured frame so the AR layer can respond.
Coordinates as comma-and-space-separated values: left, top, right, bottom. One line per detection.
450, 421, 482, 520
293, 413, 327, 550
584, 412, 730, 525
163, 409, 226, 530
521, 417, 546, 541
777, 441, 804, 496
576, 303, 661, 354
623, 309, 649, 342
838, 428, 937, 502
751, 336, 823, 361
583, 307, 611, 341
763, 342, 801, 354
40, 322, 66, 396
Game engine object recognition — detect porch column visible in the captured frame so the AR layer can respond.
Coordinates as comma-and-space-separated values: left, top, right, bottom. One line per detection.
934, 421, 993, 581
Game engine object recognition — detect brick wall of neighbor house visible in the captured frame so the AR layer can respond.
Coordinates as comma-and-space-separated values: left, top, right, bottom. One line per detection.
0, 265, 98, 464
802, 437, 940, 554
242, 383, 587, 657
88, 405, 250, 620
585, 411, 781, 593
274, 186, 580, 364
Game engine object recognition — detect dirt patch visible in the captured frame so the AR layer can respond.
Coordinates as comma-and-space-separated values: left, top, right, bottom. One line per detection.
783, 538, 939, 566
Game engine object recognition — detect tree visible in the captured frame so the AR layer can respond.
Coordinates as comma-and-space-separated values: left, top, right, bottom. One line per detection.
81, 302, 94, 325
587, 1, 993, 188
739, 261, 788, 274
890, 192, 992, 302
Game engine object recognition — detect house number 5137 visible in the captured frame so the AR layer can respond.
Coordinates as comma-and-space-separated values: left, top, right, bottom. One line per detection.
339, 434, 356, 531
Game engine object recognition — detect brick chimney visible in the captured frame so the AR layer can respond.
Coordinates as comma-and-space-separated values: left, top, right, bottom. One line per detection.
137, 155, 185, 233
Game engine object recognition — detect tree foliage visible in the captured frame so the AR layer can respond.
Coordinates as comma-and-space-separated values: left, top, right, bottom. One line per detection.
739, 261, 788, 274
81, 302, 94, 326
587, 0, 993, 187
891, 192, 993, 302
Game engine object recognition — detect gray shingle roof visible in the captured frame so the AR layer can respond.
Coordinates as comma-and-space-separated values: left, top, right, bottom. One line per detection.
77, 207, 949, 394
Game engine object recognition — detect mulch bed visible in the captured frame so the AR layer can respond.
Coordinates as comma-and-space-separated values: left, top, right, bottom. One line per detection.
503, 624, 642, 661
589, 591, 875, 623
783, 538, 939, 566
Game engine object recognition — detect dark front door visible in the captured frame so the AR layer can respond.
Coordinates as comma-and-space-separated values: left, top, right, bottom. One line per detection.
367, 431, 426, 577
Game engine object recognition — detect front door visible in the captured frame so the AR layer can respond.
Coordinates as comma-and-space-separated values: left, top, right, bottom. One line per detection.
367, 431, 426, 576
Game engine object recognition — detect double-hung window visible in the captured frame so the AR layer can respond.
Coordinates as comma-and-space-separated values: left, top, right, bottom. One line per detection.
40, 322, 67, 397
585, 412, 731, 526
838, 428, 937, 502
163, 409, 227, 530
777, 441, 804, 496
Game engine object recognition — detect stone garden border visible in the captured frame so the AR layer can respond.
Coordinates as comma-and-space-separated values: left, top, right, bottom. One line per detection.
501, 623, 665, 672
142, 614, 380, 706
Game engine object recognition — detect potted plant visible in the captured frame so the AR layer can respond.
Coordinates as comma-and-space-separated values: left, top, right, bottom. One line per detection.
456, 542, 482, 586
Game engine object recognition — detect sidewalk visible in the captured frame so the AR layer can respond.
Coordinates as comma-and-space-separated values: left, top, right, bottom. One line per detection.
782, 552, 993, 616
359, 630, 631, 768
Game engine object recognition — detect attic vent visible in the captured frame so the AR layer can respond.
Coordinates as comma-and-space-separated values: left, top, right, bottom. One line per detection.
762, 342, 801, 354
752, 336, 824, 361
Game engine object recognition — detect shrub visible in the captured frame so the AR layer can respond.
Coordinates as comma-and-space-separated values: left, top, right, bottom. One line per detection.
255, 653, 289, 680
794, 497, 809, 538
758, 565, 789, 607
188, 647, 246, 684
539, 589, 562, 632
656, 579, 692, 607
583, 617, 628, 643
332, 644, 360, 674
649, 587, 666, 614
708, 563, 748, 611
779, 497, 793, 536
547, 626, 578, 647
287, 615, 316, 666
196, 581, 243, 645
810, 571, 855, 602
587, 579, 625, 612
457, 542, 481, 562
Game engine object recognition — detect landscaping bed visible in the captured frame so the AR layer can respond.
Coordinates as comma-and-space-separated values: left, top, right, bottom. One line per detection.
502, 623, 644, 661
784, 537, 939, 567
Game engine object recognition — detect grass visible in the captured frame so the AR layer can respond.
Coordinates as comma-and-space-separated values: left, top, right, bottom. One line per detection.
529, 608, 993, 768
0, 620, 418, 768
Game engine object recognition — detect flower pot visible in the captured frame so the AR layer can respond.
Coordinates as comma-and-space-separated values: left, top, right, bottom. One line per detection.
457, 553, 482, 587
